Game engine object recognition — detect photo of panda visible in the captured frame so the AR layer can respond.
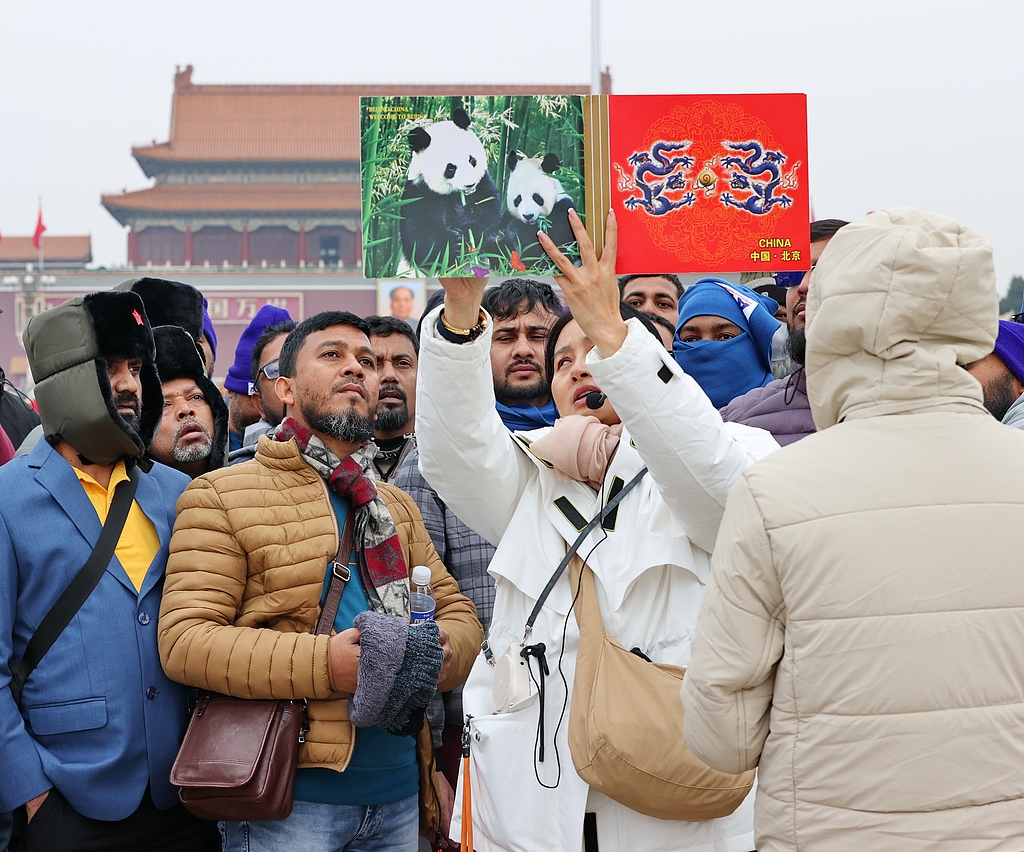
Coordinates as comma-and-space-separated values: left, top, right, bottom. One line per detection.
399, 108, 501, 274
361, 95, 584, 278
496, 152, 576, 271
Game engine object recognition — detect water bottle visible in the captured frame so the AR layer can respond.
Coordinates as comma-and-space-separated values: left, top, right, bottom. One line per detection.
410, 565, 436, 624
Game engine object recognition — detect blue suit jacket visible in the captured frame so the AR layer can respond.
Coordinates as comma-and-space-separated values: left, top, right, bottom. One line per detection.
0, 441, 191, 819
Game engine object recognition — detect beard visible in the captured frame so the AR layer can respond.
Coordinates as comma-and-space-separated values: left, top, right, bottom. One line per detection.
171, 418, 214, 463
983, 371, 1018, 422
375, 405, 409, 434
785, 328, 806, 366
300, 393, 374, 444
114, 391, 142, 434
374, 383, 410, 434
494, 359, 548, 402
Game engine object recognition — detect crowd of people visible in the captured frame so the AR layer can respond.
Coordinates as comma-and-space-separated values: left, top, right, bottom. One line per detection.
1, 204, 1023, 852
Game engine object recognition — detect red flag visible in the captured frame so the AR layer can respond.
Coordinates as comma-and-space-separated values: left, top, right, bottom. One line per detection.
32, 207, 46, 249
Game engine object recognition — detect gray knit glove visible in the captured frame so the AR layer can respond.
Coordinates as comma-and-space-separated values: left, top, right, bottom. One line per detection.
349, 611, 443, 736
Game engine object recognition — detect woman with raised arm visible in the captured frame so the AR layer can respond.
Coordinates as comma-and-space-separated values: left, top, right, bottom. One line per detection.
415, 209, 778, 852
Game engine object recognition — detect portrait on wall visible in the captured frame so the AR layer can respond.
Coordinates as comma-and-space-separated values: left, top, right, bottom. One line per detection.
377, 279, 425, 324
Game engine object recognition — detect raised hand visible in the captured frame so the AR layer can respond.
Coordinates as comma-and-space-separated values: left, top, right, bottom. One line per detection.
538, 208, 628, 359
438, 277, 488, 330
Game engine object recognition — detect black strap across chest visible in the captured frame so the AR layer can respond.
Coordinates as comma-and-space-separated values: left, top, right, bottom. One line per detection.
524, 466, 648, 635
10, 464, 140, 704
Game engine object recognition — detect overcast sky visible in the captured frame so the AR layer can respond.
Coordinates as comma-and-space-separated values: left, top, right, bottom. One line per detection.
2, 0, 1021, 294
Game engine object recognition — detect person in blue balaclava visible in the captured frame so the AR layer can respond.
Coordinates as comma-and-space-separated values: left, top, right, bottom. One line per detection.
673, 278, 781, 408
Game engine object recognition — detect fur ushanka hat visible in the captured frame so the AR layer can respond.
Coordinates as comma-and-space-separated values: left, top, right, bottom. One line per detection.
115, 276, 207, 366
24, 291, 162, 466
151, 325, 230, 472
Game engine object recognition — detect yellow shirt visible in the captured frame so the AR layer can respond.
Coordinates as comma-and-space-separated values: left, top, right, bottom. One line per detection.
74, 462, 159, 593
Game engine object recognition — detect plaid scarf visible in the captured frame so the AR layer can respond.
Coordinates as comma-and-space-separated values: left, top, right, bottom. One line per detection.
276, 417, 410, 618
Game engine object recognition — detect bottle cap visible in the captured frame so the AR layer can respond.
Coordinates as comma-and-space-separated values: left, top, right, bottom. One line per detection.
411, 565, 432, 586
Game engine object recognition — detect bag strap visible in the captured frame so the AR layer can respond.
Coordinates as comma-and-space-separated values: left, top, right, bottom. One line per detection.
314, 510, 355, 635
525, 466, 648, 636
568, 556, 605, 637
10, 464, 140, 704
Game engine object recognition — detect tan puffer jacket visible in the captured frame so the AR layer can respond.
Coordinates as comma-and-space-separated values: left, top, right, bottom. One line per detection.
158, 435, 482, 834
682, 209, 1024, 851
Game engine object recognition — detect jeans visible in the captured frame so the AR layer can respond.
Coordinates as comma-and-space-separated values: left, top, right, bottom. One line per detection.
220, 794, 419, 852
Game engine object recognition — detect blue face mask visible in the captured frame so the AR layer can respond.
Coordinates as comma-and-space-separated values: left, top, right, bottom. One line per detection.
673, 332, 773, 409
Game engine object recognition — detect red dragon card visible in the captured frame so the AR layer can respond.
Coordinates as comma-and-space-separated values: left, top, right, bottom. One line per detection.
591, 93, 809, 273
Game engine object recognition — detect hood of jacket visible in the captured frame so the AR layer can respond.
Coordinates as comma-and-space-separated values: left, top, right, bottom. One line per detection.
805, 208, 997, 431
24, 290, 162, 466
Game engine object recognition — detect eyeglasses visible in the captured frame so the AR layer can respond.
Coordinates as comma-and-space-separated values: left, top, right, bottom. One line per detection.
259, 360, 281, 381
775, 259, 820, 288
775, 264, 816, 287
774, 271, 803, 287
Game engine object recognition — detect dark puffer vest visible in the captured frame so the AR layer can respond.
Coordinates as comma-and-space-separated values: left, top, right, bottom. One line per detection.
720, 363, 815, 446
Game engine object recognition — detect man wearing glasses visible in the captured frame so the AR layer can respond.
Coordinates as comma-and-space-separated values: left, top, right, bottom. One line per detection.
228, 318, 295, 465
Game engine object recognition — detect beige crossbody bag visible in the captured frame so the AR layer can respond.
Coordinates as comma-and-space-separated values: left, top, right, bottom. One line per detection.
567, 554, 755, 821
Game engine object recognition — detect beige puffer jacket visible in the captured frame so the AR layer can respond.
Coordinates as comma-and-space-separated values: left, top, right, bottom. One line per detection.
682, 209, 1024, 851
158, 435, 482, 834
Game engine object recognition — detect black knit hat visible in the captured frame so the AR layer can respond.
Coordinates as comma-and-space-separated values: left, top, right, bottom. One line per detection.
24, 290, 162, 465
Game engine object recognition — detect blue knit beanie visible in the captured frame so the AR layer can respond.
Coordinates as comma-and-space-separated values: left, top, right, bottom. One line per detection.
994, 320, 1024, 384
224, 305, 293, 394
201, 298, 218, 358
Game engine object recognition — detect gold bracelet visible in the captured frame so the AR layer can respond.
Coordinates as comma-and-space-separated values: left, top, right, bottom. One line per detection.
440, 309, 488, 337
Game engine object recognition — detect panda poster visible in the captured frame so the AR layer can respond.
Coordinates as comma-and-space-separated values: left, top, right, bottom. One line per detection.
599, 93, 810, 274
360, 95, 585, 279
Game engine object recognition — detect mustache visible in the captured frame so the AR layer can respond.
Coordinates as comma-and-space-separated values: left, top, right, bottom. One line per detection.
113, 392, 140, 414
505, 358, 542, 376
377, 382, 408, 404
331, 378, 368, 401
173, 416, 211, 442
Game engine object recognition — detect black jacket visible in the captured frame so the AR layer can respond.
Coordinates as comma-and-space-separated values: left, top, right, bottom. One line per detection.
0, 367, 41, 449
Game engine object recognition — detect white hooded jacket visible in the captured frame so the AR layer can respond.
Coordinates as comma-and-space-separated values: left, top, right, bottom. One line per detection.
417, 310, 778, 852
682, 208, 1024, 851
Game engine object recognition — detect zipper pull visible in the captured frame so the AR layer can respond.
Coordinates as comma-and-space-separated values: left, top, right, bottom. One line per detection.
461, 714, 473, 758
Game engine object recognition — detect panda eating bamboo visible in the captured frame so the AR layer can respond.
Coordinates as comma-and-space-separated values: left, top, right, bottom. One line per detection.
496, 152, 576, 271
399, 107, 501, 274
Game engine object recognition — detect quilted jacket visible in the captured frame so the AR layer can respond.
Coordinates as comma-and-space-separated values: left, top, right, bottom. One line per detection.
720, 364, 814, 447
158, 435, 482, 833
682, 209, 1024, 851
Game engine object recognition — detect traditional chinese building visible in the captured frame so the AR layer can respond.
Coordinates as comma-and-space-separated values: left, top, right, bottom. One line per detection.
0, 236, 91, 270
0, 70, 603, 390
101, 66, 590, 269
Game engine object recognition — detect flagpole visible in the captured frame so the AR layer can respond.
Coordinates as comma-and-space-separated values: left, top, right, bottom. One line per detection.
591, 0, 601, 94
37, 196, 43, 272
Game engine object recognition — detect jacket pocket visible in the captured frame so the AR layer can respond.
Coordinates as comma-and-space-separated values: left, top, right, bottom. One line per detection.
27, 697, 107, 736
455, 711, 581, 852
